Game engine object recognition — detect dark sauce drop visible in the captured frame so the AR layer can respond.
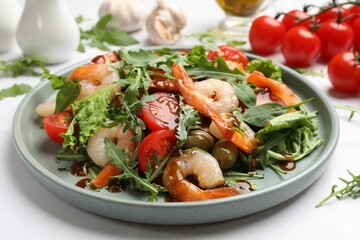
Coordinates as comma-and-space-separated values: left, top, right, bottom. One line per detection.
279, 160, 296, 171
71, 160, 91, 176
107, 178, 127, 193
236, 179, 254, 193
76, 178, 92, 189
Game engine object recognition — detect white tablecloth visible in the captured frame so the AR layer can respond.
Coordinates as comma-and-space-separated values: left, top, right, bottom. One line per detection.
1, 0, 359, 239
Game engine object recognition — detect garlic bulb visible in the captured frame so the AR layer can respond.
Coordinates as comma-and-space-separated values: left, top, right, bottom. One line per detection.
99, 0, 147, 32
146, 0, 187, 45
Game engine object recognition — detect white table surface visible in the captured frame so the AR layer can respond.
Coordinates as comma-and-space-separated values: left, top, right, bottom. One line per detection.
1, 0, 359, 239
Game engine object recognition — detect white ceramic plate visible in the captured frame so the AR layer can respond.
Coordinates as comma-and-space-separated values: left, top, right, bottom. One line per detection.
13, 53, 339, 225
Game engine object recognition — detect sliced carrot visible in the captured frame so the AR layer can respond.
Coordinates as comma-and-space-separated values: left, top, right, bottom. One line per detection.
91, 163, 121, 188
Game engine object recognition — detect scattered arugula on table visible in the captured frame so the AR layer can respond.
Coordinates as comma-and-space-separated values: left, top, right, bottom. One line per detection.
316, 170, 360, 207
292, 67, 327, 78
186, 30, 246, 47
0, 55, 48, 78
335, 105, 360, 121
76, 14, 139, 52
0, 84, 32, 101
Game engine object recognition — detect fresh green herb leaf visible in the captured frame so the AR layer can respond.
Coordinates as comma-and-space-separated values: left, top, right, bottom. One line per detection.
247, 59, 282, 82
0, 83, 32, 100
176, 103, 201, 146
105, 138, 165, 201
232, 83, 256, 108
41, 70, 68, 90
186, 30, 246, 47
77, 14, 138, 52
253, 110, 323, 170
335, 105, 360, 121
243, 99, 312, 127
62, 85, 115, 149
0, 56, 48, 77
316, 170, 360, 207
55, 81, 80, 112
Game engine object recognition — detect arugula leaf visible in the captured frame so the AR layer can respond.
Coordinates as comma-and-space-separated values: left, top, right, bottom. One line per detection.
316, 170, 360, 207
252, 110, 323, 170
105, 138, 166, 201
0, 84, 32, 100
247, 59, 282, 82
0, 56, 48, 77
243, 99, 311, 127
176, 103, 201, 146
41, 70, 68, 90
55, 81, 80, 112
231, 83, 256, 108
77, 14, 138, 52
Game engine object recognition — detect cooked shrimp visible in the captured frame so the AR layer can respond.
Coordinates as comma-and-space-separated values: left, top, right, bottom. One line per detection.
247, 71, 302, 108
162, 148, 239, 201
172, 63, 259, 154
68, 53, 121, 100
193, 79, 239, 114
86, 124, 136, 167
35, 100, 56, 117
35, 54, 121, 117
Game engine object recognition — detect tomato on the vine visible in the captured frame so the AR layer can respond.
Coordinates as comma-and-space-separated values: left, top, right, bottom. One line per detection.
43, 110, 72, 143
137, 130, 177, 173
328, 51, 360, 94
281, 10, 311, 31
352, 17, 360, 51
316, 5, 349, 23
316, 19, 354, 61
207, 45, 248, 67
141, 92, 179, 132
249, 16, 286, 55
347, 4, 360, 25
281, 26, 321, 67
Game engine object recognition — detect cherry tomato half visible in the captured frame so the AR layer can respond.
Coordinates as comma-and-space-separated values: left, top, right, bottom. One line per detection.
281, 10, 311, 31
249, 16, 286, 55
281, 26, 321, 67
141, 92, 179, 132
43, 110, 72, 143
316, 19, 354, 61
328, 51, 360, 94
137, 130, 177, 173
207, 45, 249, 67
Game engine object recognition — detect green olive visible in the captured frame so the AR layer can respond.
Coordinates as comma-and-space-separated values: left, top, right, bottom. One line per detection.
182, 130, 214, 152
211, 139, 238, 170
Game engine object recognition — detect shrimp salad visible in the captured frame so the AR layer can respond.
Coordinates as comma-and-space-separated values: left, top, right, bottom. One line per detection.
38, 45, 323, 202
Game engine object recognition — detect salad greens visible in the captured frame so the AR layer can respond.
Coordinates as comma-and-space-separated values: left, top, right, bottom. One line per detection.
47, 45, 323, 201
0, 55, 47, 77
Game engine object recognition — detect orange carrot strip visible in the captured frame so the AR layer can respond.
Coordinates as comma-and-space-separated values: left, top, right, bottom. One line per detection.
91, 163, 121, 188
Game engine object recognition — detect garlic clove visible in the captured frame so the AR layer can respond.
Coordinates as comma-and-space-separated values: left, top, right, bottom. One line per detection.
146, 0, 187, 45
99, 0, 147, 33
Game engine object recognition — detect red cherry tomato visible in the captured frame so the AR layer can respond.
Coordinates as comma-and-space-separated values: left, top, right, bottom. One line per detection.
249, 16, 286, 55
281, 10, 311, 31
316, 19, 354, 61
141, 92, 179, 132
137, 130, 177, 173
281, 26, 321, 67
43, 110, 72, 143
207, 45, 248, 67
347, 4, 360, 25
316, 5, 349, 23
328, 51, 360, 94
353, 17, 360, 51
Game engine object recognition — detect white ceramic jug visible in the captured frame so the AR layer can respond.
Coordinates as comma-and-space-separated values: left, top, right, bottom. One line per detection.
0, 0, 21, 52
16, 0, 80, 64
